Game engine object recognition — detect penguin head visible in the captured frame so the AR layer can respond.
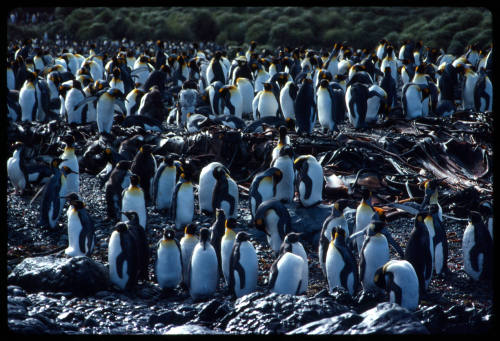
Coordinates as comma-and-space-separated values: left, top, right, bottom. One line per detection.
373, 263, 388, 289
199, 227, 210, 248
478, 201, 492, 216
162, 228, 176, 243
284, 232, 301, 244
333, 199, 349, 217
293, 155, 310, 170
263, 82, 273, 92
254, 217, 267, 235
279, 145, 294, 159
130, 174, 140, 187
225, 218, 238, 231
332, 226, 346, 242
70, 200, 86, 211
114, 222, 129, 234
361, 188, 372, 202
139, 144, 153, 154
215, 207, 226, 221
63, 192, 80, 202
372, 207, 386, 223
468, 211, 483, 226
184, 223, 197, 236
26, 71, 37, 83
415, 212, 427, 228
369, 220, 385, 235
250, 41, 257, 49
319, 79, 329, 88
278, 125, 288, 143
107, 88, 125, 99
122, 211, 140, 224
62, 134, 75, 149
11, 141, 25, 152
116, 160, 132, 171
51, 158, 64, 169
235, 231, 251, 243
112, 67, 121, 79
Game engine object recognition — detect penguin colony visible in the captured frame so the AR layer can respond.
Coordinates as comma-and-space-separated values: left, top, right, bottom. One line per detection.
7, 37, 493, 309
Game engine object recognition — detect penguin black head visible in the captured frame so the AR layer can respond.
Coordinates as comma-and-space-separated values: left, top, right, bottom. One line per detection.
284, 232, 301, 244
199, 227, 210, 244
184, 223, 197, 236
469, 211, 483, 226
139, 144, 153, 154
361, 188, 372, 201
26, 71, 36, 82
279, 145, 294, 159
62, 134, 75, 148
332, 226, 346, 241
370, 220, 386, 235
115, 222, 128, 233
107, 88, 125, 99
112, 67, 121, 78
235, 231, 251, 243
263, 82, 273, 92
226, 217, 238, 231
63, 192, 80, 202
116, 160, 132, 170
333, 199, 349, 215
250, 41, 257, 49
415, 212, 427, 226
70, 200, 86, 210
319, 79, 329, 88
51, 158, 64, 169
215, 207, 226, 220
122, 211, 140, 224
214, 51, 222, 60
478, 201, 492, 216
130, 174, 140, 187
163, 228, 176, 241
11, 141, 24, 151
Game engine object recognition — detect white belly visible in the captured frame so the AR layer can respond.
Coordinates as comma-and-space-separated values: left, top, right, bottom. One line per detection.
66, 209, 85, 257
180, 237, 198, 285
462, 223, 482, 280
156, 245, 183, 289
221, 235, 235, 286
361, 235, 389, 292
273, 157, 294, 203
155, 171, 176, 210
97, 98, 115, 133
232, 242, 258, 298
317, 90, 333, 130
121, 191, 147, 228
189, 244, 219, 299
175, 185, 194, 229
265, 210, 282, 254
258, 94, 278, 118
7, 155, 26, 191
108, 231, 129, 289
272, 252, 304, 295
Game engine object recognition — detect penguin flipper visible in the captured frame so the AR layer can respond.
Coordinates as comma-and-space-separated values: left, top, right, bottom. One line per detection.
74, 96, 98, 112
382, 228, 405, 258
171, 181, 182, 222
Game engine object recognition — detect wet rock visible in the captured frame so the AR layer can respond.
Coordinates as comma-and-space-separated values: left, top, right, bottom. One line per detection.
287, 312, 363, 334
8, 255, 109, 297
415, 305, 446, 334
8, 317, 48, 334
225, 291, 350, 334
148, 310, 189, 327
345, 302, 429, 334
286, 203, 332, 245
164, 324, 227, 334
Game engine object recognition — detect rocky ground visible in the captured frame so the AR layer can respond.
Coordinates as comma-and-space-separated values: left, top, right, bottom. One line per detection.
7, 166, 494, 335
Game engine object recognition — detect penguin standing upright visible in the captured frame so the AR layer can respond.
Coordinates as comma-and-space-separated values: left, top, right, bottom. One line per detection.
206, 51, 227, 85
402, 82, 430, 120
189, 228, 219, 300
108, 222, 139, 291
218, 85, 243, 119
211, 165, 239, 219
198, 162, 228, 215
229, 231, 258, 298
316, 79, 340, 134
278, 232, 308, 294
235, 77, 254, 115
105, 160, 132, 221
7, 142, 28, 195
64, 196, 95, 257
254, 199, 292, 255
354, 189, 374, 255
210, 208, 226, 278
249, 167, 282, 219
462, 66, 479, 110
473, 70, 493, 112
220, 218, 238, 286
180, 223, 199, 288
293, 154, 324, 208
462, 211, 493, 281
125, 84, 146, 116
121, 174, 147, 229
280, 80, 298, 125
130, 144, 157, 204
60, 135, 80, 196
171, 162, 195, 230
122, 211, 150, 282
374, 260, 420, 311
64, 80, 87, 124
155, 228, 183, 291
269, 251, 304, 295
379, 66, 396, 113
253, 82, 279, 120
294, 77, 316, 135
404, 213, 433, 295
270, 145, 295, 203
36, 162, 74, 229
427, 204, 450, 276
345, 81, 369, 129
355, 219, 404, 293
19, 71, 38, 122
326, 227, 359, 295
319, 199, 350, 276
271, 126, 290, 163
152, 155, 180, 213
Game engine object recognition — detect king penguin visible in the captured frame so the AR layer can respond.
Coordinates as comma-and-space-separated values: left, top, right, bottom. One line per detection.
64, 80, 87, 124
345, 81, 369, 129
108, 222, 139, 291
229, 231, 258, 298
462, 211, 493, 281
155, 227, 183, 291
293, 154, 324, 208
189, 227, 219, 300
354, 189, 374, 255
63, 194, 95, 258
325, 227, 359, 296
218, 85, 243, 119
269, 251, 304, 295
171, 162, 195, 230
60, 135, 80, 196
121, 174, 147, 229
374, 260, 420, 311
270, 145, 295, 204
254, 199, 292, 256
105, 160, 132, 221
249, 167, 283, 219
130, 144, 157, 204
404, 212, 433, 295
211, 165, 239, 219
280, 80, 298, 125
210, 208, 227, 278
7, 141, 28, 195
221, 217, 238, 287
253, 82, 279, 120
355, 219, 404, 293
198, 162, 229, 215
235, 77, 254, 116
316, 79, 343, 134
152, 155, 180, 213
294, 77, 316, 135
271, 126, 291, 163
180, 223, 199, 289
427, 204, 450, 277
319, 199, 350, 277
278, 232, 309, 294
19, 71, 38, 122
122, 211, 150, 282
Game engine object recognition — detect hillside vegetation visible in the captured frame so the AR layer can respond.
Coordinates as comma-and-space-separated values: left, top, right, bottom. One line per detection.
7, 7, 492, 54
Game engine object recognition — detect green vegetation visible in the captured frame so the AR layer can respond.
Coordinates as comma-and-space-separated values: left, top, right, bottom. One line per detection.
7, 7, 492, 54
